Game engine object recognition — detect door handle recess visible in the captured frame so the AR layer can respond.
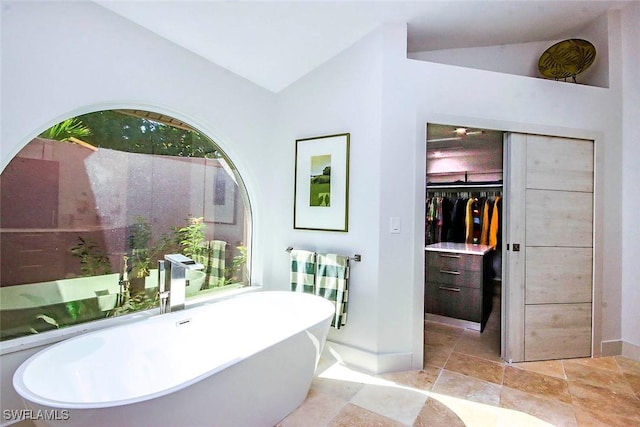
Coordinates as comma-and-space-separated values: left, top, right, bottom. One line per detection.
439, 286, 461, 292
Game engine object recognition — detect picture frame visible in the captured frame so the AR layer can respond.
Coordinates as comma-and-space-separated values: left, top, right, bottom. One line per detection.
294, 133, 350, 231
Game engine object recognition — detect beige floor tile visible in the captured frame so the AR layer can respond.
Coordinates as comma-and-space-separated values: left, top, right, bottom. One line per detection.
423, 329, 460, 369
310, 375, 365, 403
432, 369, 501, 406
288, 319, 640, 427
424, 330, 460, 348
499, 386, 577, 427
568, 380, 640, 422
378, 366, 441, 391
482, 296, 501, 332
483, 312, 501, 333
572, 402, 640, 427
5, 421, 36, 427
623, 371, 640, 398
453, 328, 502, 363
424, 320, 465, 337
615, 355, 640, 376
328, 403, 405, 427
413, 397, 466, 427
426, 393, 502, 427
564, 360, 635, 395
423, 343, 454, 369
502, 365, 571, 404
444, 352, 505, 385
278, 388, 347, 427
510, 359, 566, 380
563, 356, 621, 372
349, 382, 428, 425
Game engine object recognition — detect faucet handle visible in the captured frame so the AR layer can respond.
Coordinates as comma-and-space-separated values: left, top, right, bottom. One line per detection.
158, 260, 167, 293
164, 254, 204, 270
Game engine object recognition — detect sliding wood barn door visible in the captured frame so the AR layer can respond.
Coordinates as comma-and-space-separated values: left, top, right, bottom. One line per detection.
504, 133, 594, 362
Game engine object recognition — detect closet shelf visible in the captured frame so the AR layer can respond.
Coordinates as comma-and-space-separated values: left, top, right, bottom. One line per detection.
427, 180, 503, 191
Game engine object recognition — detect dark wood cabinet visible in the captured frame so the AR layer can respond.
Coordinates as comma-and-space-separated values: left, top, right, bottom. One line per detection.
425, 243, 493, 331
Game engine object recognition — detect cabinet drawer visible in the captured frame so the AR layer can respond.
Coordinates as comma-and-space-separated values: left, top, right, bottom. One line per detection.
425, 281, 482, 322
426, 251, 483, 271
426, 266, 482, 289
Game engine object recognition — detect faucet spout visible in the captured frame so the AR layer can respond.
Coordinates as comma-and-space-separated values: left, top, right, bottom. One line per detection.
158, 254, 204, 314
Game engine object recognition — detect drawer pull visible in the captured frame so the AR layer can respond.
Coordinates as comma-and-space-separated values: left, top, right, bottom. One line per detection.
439, 286, 461, 292
440, 269, 461, 275
440, 254, 461, 259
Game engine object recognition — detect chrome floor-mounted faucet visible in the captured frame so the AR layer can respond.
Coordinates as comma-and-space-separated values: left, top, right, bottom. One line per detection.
158, 254, 204, 314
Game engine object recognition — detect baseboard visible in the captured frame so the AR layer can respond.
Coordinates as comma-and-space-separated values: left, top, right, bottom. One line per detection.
622, 340, 640, 361
601, 340, 623, 357
600, 339, 640, 361
324, 340, 413, 374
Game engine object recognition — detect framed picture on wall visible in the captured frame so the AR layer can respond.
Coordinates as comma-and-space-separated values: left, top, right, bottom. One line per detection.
294, 133, 350, 231
204, 164, 236, 224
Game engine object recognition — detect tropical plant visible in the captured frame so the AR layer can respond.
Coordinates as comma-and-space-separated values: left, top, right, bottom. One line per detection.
108, 292, 158, 317
39, 118, 92, 142
178, 216, 206, 258
127, 216, 178, 280
128, 216, 152, 279
128, 216, 152, 251
70, 236, 112, 276
225, 245, 248, 284
75, 110, 219, 157
29, 314, 59, 334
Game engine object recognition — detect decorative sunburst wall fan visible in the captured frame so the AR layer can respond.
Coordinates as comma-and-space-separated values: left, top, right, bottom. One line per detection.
538, 39, 596, 83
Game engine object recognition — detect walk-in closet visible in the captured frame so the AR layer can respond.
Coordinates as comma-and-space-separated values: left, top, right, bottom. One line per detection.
424, 124, 504, 361
425, 123, 596, 364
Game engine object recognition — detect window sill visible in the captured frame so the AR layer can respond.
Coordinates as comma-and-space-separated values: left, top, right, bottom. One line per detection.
0, 285, 261, 357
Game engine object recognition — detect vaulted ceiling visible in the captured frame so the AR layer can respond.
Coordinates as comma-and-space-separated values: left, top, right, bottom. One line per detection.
95, 1, 631, 93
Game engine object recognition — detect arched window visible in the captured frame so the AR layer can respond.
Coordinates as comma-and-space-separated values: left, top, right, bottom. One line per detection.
0, 110, 251, 341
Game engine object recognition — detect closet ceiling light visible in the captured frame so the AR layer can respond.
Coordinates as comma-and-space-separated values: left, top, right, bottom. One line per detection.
427, 128, 484, 143
455, 128, 484, 138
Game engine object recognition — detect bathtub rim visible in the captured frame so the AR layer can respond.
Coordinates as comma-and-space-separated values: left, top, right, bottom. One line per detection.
0, 285, 261, 357
12, 290, 334, 410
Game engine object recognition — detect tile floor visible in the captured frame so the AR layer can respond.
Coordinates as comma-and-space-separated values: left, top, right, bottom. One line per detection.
278, 296, 640, 426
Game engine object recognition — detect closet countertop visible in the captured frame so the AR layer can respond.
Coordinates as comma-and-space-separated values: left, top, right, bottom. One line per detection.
425, 242, 494, 255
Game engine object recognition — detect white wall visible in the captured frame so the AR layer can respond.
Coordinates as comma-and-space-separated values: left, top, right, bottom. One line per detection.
620, 1, 640, 355
274, 29, 393, 369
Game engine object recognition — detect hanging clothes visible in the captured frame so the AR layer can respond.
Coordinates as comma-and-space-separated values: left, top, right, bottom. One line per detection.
481, 198, 494, 245
439, 196, 453, 243
489, 196, 502, 249
426, 189, 502, 247
465, 197, 482, 244
426, 196, 438, 245
448, 197, 468, 243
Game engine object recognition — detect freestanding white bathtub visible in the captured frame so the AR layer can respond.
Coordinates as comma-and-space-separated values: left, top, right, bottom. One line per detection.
13, 291, 334, 427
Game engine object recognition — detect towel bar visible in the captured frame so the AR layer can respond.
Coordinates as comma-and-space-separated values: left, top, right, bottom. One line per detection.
286, 247, 361, 262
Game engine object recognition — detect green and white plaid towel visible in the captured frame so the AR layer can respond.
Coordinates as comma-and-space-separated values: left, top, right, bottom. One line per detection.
202, 240, 226, 286
315, 253, 349, 329
290, 249, 316, 293
210, 240, 227, 280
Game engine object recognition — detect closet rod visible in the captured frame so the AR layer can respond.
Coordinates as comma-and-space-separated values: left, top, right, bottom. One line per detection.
427, 183, 503, 191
